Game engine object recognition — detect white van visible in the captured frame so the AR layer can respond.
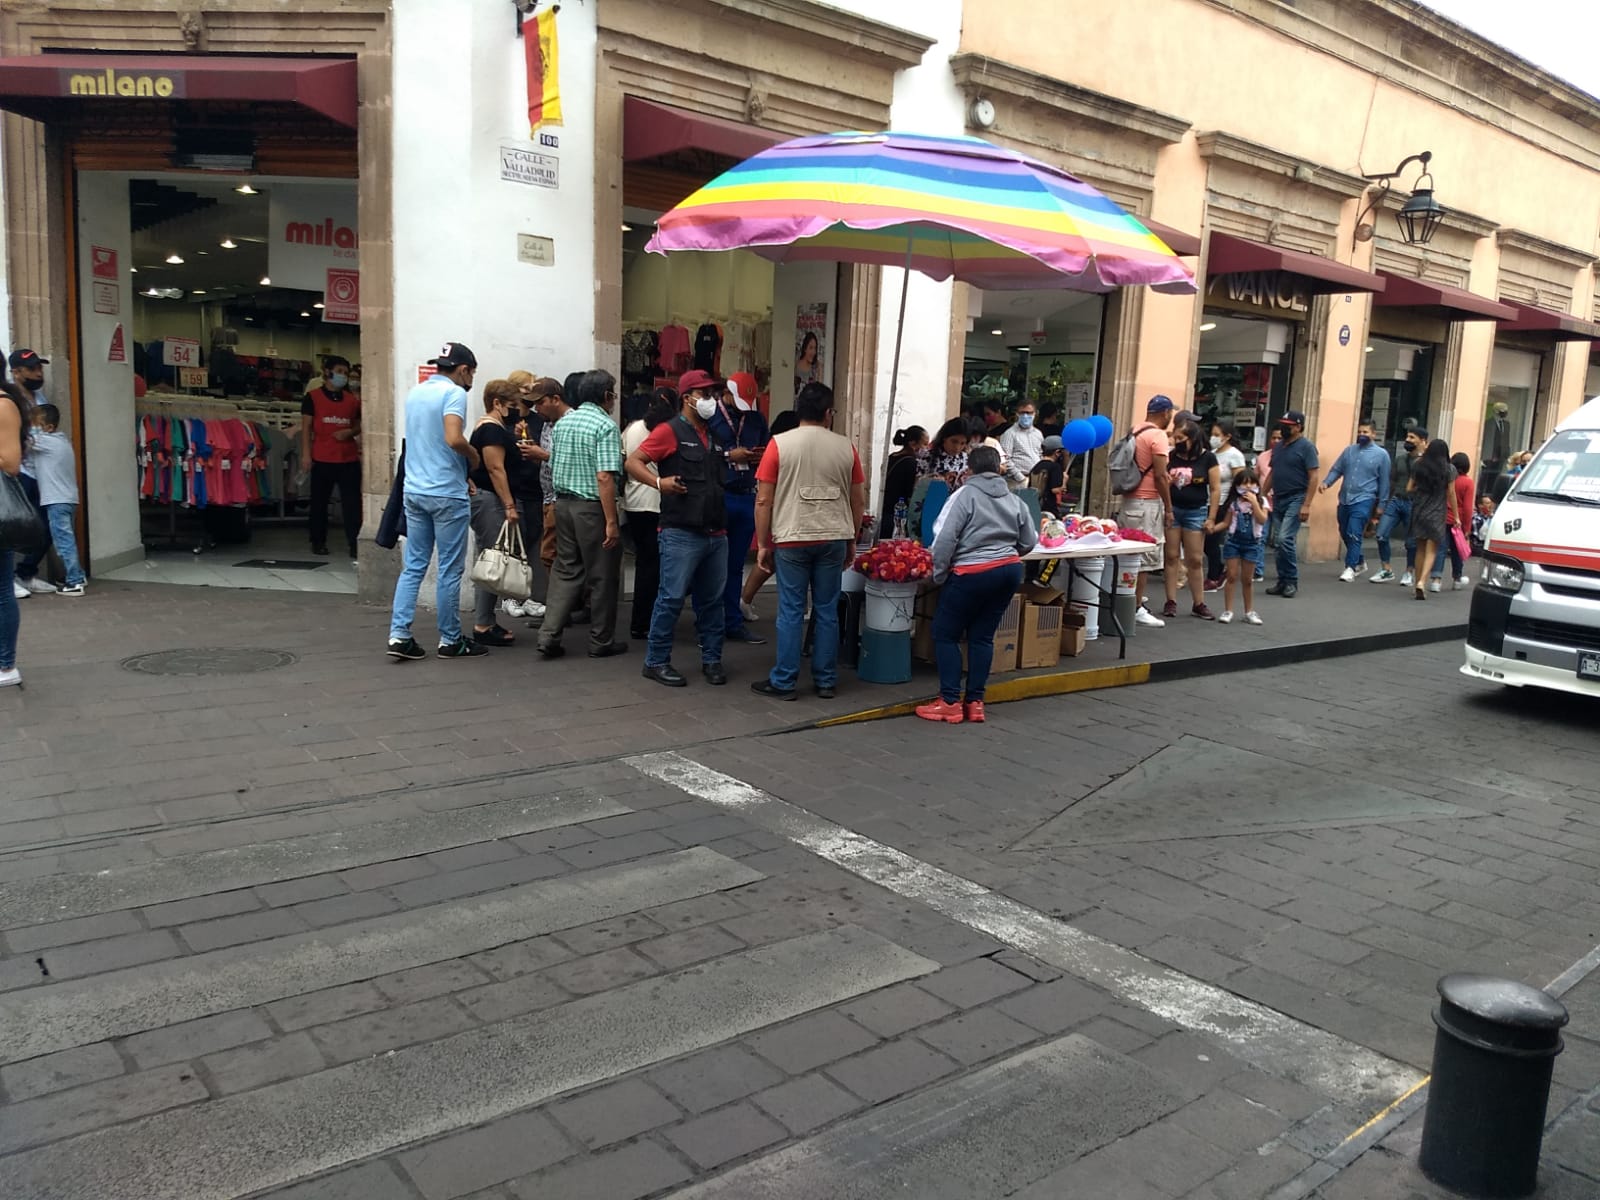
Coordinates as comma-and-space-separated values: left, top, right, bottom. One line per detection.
1463, 395, 1600, 698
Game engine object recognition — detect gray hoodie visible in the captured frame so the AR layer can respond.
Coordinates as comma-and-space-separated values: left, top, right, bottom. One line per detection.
930, 472, 1038, 583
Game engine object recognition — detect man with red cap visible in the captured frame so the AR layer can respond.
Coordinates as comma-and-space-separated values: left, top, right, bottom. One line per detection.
705, 371, 769, 641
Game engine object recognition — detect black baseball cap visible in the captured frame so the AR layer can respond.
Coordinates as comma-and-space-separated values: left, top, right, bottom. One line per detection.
1281, 410, 1307, 427
9, 349, 48, 369
429, 342, 478, 370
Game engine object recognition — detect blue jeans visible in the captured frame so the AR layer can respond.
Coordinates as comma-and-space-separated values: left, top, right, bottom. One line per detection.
723, 491, 756, 633
43, 504, 85, 587
0, 549, 17, 669
933, 562, 1023, 703
1432, 527, 1464, 582
1274, 492, 1305, 584
648, 528, 727, 667
1335, 498, 1375, 571
1375, 498, 1415, 569
771, 541, 847, 691
389, 492, 471, 645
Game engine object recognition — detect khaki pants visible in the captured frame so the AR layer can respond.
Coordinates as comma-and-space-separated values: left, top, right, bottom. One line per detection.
538, 497, 622, 651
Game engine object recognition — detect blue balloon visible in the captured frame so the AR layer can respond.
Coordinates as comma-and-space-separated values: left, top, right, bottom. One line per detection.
1063, 419, 1097, 455
1089, 413, 1115, 448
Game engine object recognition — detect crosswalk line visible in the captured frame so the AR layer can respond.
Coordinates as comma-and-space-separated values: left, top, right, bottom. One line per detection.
0, 792, 629, 927
628, 751, 1425, 1112
0, 847, 760, 1065
0, 925, 938, 1200
668, 1034, 1183, 1198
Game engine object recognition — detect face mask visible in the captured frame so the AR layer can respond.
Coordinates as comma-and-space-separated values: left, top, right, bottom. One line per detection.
20, 377, 42, 392
693, 396, 719, 421
1357, 434, 1371, 446
1017, 413, 1034, 429
1209, 436, 1222, 450
1277, 423, 1294, 437
327, 373, 348, 390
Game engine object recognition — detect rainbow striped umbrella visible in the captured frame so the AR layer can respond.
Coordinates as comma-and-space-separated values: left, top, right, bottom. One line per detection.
645, 130, 1196, 295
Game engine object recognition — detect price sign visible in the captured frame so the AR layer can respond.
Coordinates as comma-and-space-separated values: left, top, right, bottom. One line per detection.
164, 337, 200, 367
179, 366, 209, 390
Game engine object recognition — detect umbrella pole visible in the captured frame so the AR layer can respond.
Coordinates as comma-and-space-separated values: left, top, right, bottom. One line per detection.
881, 240, 913, 491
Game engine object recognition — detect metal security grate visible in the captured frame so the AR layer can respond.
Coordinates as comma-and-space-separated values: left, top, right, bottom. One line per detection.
120, 648, 298, 676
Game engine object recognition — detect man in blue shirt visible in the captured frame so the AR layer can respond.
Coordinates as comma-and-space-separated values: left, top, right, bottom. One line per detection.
1264, 410, 1320, 599
1318, 420, 1391, 581
704, 373, 768, 645
387, 343, 484, 661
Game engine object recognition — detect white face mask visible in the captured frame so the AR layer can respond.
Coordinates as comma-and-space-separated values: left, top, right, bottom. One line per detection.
693, 396, 719, 421
1209, 435, 1222, 450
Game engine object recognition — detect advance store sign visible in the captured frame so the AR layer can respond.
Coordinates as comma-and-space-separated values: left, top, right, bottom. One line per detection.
267, 184, 358, 292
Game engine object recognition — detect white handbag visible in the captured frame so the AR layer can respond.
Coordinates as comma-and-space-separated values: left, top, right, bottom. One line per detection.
470, 518, 533, 600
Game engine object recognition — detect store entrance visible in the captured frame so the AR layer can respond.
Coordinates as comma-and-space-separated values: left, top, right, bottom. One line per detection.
1362, 337, 1435, 449
1194, 314, 1295, 452
80, 172, 361, 594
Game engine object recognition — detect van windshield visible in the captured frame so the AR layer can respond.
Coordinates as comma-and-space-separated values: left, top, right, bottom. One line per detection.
1511, 429, 1600, 506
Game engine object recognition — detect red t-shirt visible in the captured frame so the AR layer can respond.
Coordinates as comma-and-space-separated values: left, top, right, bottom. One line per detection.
1451, 472, 1474, 528
755, 440, 865, 546
301, 387, 361, 464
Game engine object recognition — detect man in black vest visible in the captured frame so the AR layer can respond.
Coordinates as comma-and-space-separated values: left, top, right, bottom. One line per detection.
625, 369, 729, 687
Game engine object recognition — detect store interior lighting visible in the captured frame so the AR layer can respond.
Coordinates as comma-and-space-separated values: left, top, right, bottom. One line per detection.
1199, 322, 1217, 332
220, 238, 237, 249
165, 253, 184, 264
234, 183, 258, 195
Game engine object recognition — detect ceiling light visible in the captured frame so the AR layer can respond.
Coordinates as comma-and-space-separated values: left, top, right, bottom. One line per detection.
143, 288, 160, 297
313, 302, 325, 309
130, 267, 138, 274
990, 328, 1003, 335
1199, 322, 1217, 332
621, 223, 633, 232
191, 289, 207, 295
165, 253, 184, 264
259, 276, 271, 286
1366, 345, 1375, 353
300, 311, 311, 317
220, 238, 238, 250
235, 184, 258, 195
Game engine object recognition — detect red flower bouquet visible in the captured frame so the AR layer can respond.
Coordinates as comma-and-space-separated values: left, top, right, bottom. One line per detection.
854, 539, 934, 583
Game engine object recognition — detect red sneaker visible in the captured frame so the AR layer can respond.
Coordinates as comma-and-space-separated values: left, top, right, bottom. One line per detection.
964, 701, 986, 723
1192, 603, 1217, 620
915, 698, 966, 724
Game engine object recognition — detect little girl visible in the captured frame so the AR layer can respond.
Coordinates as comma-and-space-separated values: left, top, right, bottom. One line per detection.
1208, 467, 1267, 625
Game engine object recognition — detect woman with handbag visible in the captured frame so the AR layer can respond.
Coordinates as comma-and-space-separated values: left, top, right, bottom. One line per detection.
467, 380, 527, 646
1407, 438, 1459, 602
0, 381, 40, 688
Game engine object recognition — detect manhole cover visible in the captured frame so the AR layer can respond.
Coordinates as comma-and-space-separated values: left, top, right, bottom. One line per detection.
120, 648, 298, 677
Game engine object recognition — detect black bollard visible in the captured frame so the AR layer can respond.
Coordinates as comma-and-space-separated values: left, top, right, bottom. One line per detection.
1419, 973, 1568, 1198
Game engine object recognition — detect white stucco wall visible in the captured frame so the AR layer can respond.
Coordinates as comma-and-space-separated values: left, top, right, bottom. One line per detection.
0, 146, 11, 362
390, 0, 600, 434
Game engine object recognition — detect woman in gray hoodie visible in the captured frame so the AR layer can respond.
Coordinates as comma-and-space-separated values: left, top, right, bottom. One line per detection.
917, 446, 1038, 725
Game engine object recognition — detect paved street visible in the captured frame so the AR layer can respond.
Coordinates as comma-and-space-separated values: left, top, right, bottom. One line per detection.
1, 580, 1596, 1198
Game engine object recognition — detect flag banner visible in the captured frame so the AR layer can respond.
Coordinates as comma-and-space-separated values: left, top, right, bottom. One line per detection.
524, 8, 563, 133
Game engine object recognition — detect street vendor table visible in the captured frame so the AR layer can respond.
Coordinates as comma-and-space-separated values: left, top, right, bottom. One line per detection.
1023, 540, 1142, 660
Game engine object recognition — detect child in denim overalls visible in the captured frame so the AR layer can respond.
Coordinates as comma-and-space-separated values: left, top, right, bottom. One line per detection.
1208, 467, 1268, 625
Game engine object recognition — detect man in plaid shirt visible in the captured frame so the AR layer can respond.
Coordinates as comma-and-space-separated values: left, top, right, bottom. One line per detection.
537, 369, 628, 658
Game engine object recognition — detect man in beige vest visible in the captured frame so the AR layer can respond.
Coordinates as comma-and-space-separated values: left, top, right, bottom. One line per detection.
751, 382, 866, 700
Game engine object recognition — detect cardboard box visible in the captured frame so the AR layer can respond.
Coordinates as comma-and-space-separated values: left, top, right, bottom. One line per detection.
1059, 609, 1088, 657
1019, 601, 1064, 669
911, 590, 1021, 673
992, 594, 1022, 673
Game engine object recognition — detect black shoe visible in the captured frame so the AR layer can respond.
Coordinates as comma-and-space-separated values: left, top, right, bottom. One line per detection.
588, 640, 629, 658
1264, 581, 1287, 596
814, 684, 836, 699
474, 625, 517, 647
386, 638, 426, 661
568, 608, 591, 626
312, 544, 331, 556
642, 663, 687, 687
702, 662, 728, 686
629, 629, 649, 640
750, 679, 798, 701
437, 638, 488, 658
537, 642, 566, 659
1280, 584, 1298, 598
724, 626, 767, 645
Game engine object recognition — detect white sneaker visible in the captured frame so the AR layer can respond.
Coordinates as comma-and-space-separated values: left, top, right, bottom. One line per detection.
1429, 579, 1442, 593
740, 601, 759, 622
59, 584, 85, 597
502, 599, 526, 619
24, 578, 55, 595
1338, 567, 1356, 582
1245, 610, 1264, 625
1371, 568, 1395, 583
523, 600, 546, 619
1217, 610, 1234, 624
1355, 563, 1368, 577
1453, 577, 1467, 591
11, 580, 27, 600
1400, 571, 1415, 588
1134, 606, 1165, 628
0, 667, 19, 688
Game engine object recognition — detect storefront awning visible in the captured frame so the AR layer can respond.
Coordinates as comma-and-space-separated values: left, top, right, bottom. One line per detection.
1373, 272, 1516, 321
1206, 232, 1385, 295
0, 54, 357, 127
623, 97, 782, 164
1143, 218, 1201, 257
1497, 299, 1600, 341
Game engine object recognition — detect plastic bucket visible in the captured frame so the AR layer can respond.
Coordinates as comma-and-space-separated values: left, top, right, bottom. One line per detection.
841, 567, 868, 595
1068, 556, 1104, 641
864, 580, 918, 633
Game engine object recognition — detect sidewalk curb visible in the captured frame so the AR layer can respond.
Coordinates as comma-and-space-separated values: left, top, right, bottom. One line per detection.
811, 622, 1466, 728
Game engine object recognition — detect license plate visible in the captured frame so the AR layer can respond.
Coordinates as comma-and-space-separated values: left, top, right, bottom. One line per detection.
1580, 652, 1600, 681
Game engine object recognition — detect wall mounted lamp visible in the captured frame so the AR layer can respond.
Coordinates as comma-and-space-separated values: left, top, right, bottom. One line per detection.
1355, 151, 1446, 246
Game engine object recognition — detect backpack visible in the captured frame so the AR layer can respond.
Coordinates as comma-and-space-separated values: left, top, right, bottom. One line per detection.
1108, 423, 1156, 495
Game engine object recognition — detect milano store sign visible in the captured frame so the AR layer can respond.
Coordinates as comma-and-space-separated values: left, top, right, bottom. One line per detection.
267, 183, 358, 292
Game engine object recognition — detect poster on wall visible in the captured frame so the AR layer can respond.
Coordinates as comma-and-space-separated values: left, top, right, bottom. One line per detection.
108, 324, 126, 364
91, 245, 118, 279
267, 184, 358, 291
794, 303, 827, 390
1062, 382, 1092, 422
92, 282, 119, 315
323, 268, 361, 324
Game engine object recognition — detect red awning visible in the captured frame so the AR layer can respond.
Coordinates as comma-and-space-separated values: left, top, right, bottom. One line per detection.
624, 96, 782, 164
1373, 272, 1516, 321
1143, 218, 1201, 257
1206, 232, 1385, 295
0, 54, 357, 127
1498, 300, 1600, 341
